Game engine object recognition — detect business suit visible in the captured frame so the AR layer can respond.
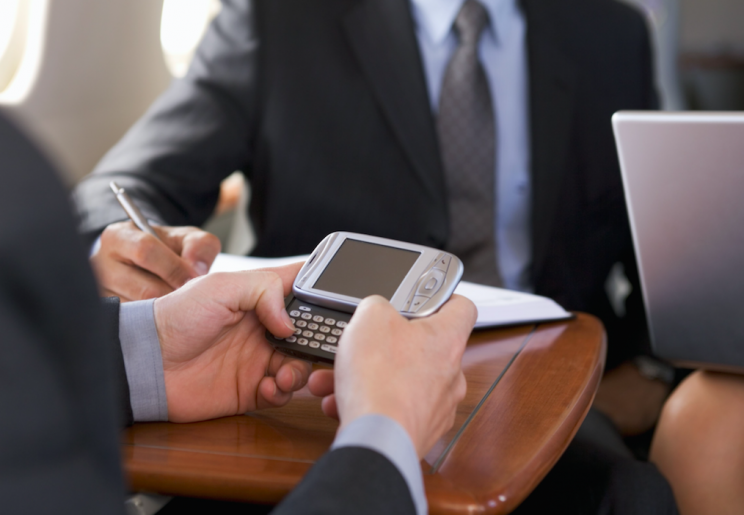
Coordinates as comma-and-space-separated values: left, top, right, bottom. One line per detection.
75, 0, 655, 371
0, 112, 417, 514
72, 1, 679, 512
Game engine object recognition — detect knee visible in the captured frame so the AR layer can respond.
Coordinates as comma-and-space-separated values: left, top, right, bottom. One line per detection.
651, 371, 744, 480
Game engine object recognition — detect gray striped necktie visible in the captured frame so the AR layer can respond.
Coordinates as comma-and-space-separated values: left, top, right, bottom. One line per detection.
438, 0, 502, 287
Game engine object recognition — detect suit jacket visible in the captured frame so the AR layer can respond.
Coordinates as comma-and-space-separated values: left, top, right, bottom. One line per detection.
0, 112, 415, 514
74, 0, 657, 369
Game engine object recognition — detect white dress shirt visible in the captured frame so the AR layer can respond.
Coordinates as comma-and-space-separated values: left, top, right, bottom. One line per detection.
410, 0, 533, 291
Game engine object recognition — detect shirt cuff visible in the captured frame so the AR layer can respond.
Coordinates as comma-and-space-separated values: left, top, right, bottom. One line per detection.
332, 414, 426, 515
90, 234, 102, 257
119, 299, 168, 421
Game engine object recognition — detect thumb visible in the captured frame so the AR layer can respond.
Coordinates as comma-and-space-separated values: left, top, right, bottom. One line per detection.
220, 270, 295, 337
180, 230, 221, 276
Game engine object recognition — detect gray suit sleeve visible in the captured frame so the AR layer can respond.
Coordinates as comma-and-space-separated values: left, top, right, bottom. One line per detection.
72, 0, 261, 245
119, 299, 168, 422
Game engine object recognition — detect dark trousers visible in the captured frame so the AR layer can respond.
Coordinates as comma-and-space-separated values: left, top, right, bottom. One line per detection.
512, 408, 679, 515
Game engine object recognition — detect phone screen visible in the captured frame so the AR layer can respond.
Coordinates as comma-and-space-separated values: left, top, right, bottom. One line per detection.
312, 239, 420, 300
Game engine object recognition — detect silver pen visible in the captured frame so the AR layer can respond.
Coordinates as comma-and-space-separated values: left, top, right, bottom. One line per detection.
109, 181, 161, 239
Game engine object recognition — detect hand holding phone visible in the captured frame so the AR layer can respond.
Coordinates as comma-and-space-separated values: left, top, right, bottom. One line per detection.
267, 232, 463, 363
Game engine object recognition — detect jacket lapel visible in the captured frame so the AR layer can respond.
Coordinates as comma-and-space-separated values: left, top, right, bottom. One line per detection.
342, 0, 446, 209
522, 0, 577, 280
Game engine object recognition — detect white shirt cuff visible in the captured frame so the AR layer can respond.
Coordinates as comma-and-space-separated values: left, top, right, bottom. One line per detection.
90, 234, 102, 257
332, 414, 426, 515
119, 299, 168, 421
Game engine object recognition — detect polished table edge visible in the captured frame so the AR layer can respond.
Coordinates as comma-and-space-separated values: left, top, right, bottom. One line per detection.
424, 313, 607, 514
122, 313, 607, 513
494, 315, 606, 514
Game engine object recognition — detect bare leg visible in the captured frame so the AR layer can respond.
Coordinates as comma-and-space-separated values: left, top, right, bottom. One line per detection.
651, 371, 744, 515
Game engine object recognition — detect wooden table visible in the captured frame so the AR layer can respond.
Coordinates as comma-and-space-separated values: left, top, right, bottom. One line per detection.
122, 313, 606, 514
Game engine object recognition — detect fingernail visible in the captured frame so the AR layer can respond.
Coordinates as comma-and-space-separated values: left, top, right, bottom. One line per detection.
291, 368, 300, 389
284, 315, 296, 332
194, 261, 209, 276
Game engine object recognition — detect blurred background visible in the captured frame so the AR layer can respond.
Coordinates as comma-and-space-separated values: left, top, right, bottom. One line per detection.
0, 0, 741, 251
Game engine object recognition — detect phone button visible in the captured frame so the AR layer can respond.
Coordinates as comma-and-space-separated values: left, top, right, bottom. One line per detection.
416, 269, 445, 298
297, 338, 309, 346
321, 344, 337, 354
433, 254, 451, 272
309, 341, 321, 349
409, 295, 429, 312
299, 306, 311, 311
289, 310, 301, 317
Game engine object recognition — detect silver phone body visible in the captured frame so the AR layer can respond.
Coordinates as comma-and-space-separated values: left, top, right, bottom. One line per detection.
293, 232, 463, 317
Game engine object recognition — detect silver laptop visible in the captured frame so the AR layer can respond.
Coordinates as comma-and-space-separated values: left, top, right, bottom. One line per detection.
613, 111, 744, 371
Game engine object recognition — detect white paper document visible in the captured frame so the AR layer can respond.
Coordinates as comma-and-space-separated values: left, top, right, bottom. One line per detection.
210, 253, 571, 328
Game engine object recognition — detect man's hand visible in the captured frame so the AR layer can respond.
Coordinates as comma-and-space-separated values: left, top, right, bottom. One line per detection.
91, 221, 221, 301
593, 360, 671, 436
153, 263, 311, 422
308, 295, 477, 458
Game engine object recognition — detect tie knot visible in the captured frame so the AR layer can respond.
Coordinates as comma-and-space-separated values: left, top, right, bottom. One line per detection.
454, 0, 490, 46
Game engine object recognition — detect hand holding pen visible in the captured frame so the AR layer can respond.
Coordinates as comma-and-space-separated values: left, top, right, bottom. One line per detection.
88, 181, 222, 302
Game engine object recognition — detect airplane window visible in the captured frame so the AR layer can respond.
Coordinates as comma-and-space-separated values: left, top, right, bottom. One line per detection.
0, 0, 23, 91
161, 0, 221, 77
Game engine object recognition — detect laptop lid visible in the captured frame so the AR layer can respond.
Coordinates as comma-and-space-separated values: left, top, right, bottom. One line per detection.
613, 111, 744, 371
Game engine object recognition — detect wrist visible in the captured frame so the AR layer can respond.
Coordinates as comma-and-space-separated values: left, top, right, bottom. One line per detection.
340, 405, 422, 457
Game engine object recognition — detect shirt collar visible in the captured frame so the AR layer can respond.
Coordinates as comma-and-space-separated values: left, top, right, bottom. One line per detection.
410, 0, 518, 46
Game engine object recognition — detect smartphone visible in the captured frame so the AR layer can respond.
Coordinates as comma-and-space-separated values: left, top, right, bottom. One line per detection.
266, 232, 463, 364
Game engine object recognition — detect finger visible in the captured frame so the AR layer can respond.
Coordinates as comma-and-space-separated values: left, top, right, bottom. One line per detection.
321, 394, 339, 420
116, 229, 198, 289
254, 261, 305, 296
237, 271, 296, 337
205, 271, 295, 337
266, 349, 289, 377
418, 294, 477, 351
256, 376, 293, 409
308, 369, 335, 397
175, 228, 221, 276
93, 258, 174, 300
351, 295, 401, 322
273, 360, 312, 393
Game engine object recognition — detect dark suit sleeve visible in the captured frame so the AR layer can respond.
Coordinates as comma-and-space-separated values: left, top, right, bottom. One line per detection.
0, 113, 126, 514
73, 0, 261, 246
272, 447, 416, 515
